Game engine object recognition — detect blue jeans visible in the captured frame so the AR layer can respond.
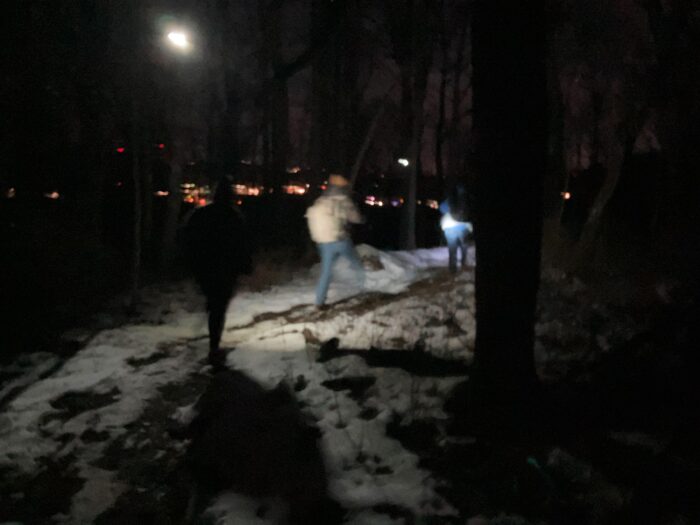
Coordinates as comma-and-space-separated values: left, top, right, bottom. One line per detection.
315, 239, 365, 305
444, 226, 468, 272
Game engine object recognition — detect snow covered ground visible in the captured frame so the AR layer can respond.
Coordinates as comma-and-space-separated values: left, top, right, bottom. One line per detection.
0, 245, 479, 524
0, 244, 641, 524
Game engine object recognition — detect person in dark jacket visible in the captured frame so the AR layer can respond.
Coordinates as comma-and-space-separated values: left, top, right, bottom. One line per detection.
182, 179, 252, 366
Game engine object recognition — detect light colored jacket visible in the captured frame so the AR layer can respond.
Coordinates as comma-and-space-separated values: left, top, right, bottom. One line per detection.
306, 192, 363, 243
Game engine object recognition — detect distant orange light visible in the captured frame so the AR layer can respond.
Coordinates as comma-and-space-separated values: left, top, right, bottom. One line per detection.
233, 184, 263, 196
562, 191, 571, 200
282, 184, 307, 195
116, 147, 125, 153
154, 190, 169, 197
44, 191, 60, 200
198, 198, 207, 207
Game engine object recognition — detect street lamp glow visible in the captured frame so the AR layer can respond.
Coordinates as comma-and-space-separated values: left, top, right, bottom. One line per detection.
397, 158, 409, 167
167, 31, 191, 50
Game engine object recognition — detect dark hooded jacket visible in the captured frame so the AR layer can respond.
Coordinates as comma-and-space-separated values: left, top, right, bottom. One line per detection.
182, 183, 252, 286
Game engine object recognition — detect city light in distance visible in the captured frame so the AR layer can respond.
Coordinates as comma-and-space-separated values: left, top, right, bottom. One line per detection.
397, 158, 409, 167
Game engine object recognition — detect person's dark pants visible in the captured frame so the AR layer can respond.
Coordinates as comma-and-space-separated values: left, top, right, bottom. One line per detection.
444, 227, 468, 273
198, 278, 235, 354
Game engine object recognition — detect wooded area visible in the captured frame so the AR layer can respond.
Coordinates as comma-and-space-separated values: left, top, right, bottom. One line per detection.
3, 0, 700, 394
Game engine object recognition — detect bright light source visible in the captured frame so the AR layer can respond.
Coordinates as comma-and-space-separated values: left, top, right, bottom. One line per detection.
440, 213, 473, 232
44, 191, 60, 200
397, 158, 409, 167
154, 190, 170, 197
167, 31, 191, 50
562, 191, 571, 200
440, 214, 458, 230
157, 143, 165, 150
116, 147, 125, 153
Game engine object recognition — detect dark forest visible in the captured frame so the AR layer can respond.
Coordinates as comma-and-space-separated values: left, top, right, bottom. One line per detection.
1, 1, 700, 524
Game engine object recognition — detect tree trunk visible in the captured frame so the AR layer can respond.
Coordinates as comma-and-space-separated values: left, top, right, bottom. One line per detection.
130, 98, 142, 304
446, 17, 469, 186
471, 1, 546, 404
350, 103, 386, 188
160, 134, 184, 269
310, 0, 333, 177
435, 0, 449, 185
398, 0, 429, 250
259, 1, 289, 189
573, 116, 624, 266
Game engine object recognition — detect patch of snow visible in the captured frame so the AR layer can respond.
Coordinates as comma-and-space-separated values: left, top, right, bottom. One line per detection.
60, 465, 127, 525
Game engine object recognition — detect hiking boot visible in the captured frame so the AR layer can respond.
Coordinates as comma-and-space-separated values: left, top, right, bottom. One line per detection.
208, 349, 228, 369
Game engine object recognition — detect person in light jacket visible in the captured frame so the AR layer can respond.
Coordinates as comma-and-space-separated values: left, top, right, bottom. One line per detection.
306, 174, 365, 307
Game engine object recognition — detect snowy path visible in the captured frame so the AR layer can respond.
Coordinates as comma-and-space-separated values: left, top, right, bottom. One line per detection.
0, 244, 644, 524
0, 246, 476, 524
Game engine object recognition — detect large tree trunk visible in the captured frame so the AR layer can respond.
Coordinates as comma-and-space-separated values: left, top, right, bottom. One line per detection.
471, 1, 546, 403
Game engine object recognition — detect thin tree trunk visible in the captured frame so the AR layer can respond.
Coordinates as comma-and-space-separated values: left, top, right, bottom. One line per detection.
350, 103, 386, 187
471, 0, 546, 404
573, 119, 624, 265
258, 1, 288, 189
130, 98, 142, 304
399, 0, 429, 251
435, 0, 449, 184
447, 17, 469, 185
142, 142, 153, 251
